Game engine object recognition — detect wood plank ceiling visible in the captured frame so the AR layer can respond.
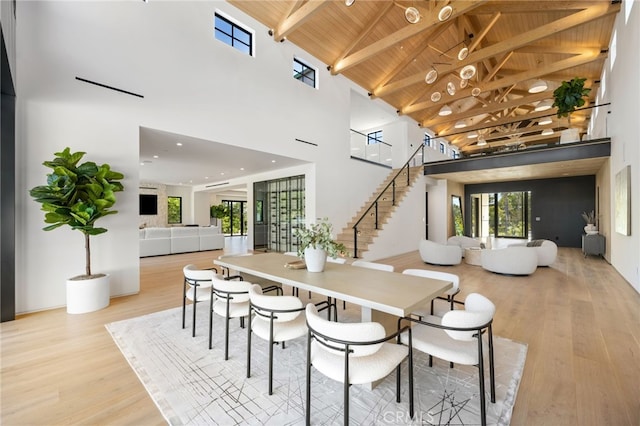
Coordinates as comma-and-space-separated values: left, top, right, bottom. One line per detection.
230, 0, 619, 157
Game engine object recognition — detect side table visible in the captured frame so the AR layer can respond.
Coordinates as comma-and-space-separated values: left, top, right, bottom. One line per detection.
464, 247, 483, 266
582, 234, 605, 257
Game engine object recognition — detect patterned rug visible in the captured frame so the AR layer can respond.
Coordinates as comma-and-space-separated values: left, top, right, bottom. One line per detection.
106, 304, 526, 425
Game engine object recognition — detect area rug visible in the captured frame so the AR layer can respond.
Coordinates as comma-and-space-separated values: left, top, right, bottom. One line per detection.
106, 304, 526, 425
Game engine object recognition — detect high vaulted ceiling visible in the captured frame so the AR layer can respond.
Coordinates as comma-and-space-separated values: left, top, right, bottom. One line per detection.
230, 0, 619, 156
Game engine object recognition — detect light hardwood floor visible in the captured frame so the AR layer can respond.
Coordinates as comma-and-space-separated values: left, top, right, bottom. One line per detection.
2, 239, 639, 425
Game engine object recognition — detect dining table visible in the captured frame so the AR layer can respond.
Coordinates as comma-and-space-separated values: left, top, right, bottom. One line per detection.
214, 252, 453, 332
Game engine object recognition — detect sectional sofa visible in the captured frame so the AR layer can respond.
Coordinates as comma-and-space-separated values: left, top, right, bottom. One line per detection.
139, 226, 224, 257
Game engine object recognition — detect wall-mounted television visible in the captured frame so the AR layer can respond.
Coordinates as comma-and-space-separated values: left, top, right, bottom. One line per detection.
139, 194, 158, 215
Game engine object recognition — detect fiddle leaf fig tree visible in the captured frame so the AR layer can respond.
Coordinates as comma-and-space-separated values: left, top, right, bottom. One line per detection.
552, 77, 591, 122
29, 147, 125, 279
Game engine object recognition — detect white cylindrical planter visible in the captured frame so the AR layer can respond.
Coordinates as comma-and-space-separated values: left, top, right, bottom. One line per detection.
66, 274, 110, 314
304, 247, 327, 272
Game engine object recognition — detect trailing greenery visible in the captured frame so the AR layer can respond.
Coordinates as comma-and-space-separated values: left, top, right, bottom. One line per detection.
552, 77, 591, 118
29, 147, 124, 278
293, 218, 348, 259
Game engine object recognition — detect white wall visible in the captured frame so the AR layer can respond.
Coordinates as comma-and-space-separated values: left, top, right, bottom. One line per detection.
15, 1, 412, 312
603, 2, 640, 292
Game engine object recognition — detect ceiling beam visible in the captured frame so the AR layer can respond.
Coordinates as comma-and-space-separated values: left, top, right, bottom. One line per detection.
409, 50, 605, 118
332, 1, 488, 75
374, 2, 618, 98
272, 0, 331, 41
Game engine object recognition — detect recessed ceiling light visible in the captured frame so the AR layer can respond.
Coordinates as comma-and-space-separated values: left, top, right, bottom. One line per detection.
370, 153, 378, 157
140, 162, 145, 166
220, 172, 225, 176
205, 176, 209, 179
153, 155, 159, 159
271, 159, 276, 163
385, 158, 392, 162
176, 142, 183, 146
240, 167, 245, 171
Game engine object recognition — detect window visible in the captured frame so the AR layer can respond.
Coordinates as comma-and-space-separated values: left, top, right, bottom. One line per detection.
487, 192, 531, 238
167, 196, 182, 224
451, 149, 460, 159
439, 142, 445, 154
215, 13, 252, 56
367, 130, 383, 145
293, 58, 316, 88
423, 133, 431, 147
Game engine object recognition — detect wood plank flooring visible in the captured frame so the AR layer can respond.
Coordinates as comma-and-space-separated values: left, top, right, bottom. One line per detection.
2, 239, 639, 425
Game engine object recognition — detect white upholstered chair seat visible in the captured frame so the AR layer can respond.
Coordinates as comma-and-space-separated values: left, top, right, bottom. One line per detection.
182, 264, 218, 337
251, 313, 307, 342
213, 299, 249, 318
210, 277, 252, 358
310, 340, 408, 385
402, 324, 483, 366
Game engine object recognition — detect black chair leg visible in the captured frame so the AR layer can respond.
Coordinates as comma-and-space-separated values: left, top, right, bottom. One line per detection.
246, 313, 252, 378
305, 333, 312, 426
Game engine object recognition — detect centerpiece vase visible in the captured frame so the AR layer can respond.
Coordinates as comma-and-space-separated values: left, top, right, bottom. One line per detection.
304, 247, 327, 272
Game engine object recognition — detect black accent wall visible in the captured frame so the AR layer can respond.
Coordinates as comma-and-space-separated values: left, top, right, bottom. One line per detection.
465, 175, 596, 248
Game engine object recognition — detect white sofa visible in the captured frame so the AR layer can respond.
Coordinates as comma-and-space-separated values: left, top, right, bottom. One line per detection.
419, 239, 462, 266
139, 226, 224, 257
509, 239, 558, 266
481, 246, 537, 275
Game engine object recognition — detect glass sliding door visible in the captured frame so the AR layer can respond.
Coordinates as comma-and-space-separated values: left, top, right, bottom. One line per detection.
221, 200, 247, 236
471, 191, 532, 240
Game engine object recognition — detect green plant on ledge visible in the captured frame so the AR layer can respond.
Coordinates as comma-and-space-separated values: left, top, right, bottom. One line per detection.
210, 204, 227, 218
552, 77, 591, 124
294, 218, 348, 259
29, 147, 124, 279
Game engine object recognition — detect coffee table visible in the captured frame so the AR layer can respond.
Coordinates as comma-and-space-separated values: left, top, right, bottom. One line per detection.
464, 247, 483, 266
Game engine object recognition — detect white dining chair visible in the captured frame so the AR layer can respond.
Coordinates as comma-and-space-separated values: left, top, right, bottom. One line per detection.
305, 303, 414, 425
247, 284, 307, 394
209, 276, 252, 359
400, 293, 496, 426
182, 264, 217, 337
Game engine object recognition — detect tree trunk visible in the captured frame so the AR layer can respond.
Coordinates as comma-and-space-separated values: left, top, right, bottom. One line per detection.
85, 233, 91, 277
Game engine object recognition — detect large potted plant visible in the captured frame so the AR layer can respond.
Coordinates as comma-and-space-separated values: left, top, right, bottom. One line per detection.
29, 147, 124, 314
552, 77, 591, 143
210, 203, 227, 227
293, 218, 348, 272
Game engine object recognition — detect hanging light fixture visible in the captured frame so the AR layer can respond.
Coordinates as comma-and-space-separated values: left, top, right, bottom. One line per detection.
528, 79, 548, 93
439, 105, 452, 116
454, 120, 467, 129
534, 99, 553, 112
447, 81, 456, 96
404, 6, 420, 24
459, 79, 468, 89
538, 117, 553, 125
457, 46, 469, 61
471, 87, 482, 97
425, 68, 438, 84
345, 0, 356, 6
541, 128, 554, 136
430, 91, 442, 102
438, 4, 453, 21
467, 131, 478, 139
477, 136, 487, 146
459, 64, 476, 80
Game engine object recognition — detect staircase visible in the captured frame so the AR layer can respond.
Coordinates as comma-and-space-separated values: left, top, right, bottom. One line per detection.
335, 165, 424, 258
